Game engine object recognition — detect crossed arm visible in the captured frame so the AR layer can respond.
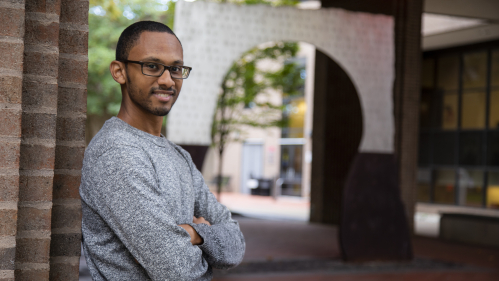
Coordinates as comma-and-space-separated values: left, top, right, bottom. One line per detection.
85, 146, 245, 280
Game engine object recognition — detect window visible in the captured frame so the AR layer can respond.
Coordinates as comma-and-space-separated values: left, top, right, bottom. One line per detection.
417, 169, 431, 202
280, 144, 303, 196
458, 169, 484, 207
433, 169, 455, 204
418, 41, 499, 209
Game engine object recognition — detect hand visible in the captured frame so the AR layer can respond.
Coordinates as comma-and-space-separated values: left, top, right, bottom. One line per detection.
178, 216, 211, 245
193, 216, 211, 226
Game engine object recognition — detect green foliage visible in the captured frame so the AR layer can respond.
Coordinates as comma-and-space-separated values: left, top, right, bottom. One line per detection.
214, 0, 300, 6
87, 0, 175, 116
211, 41, 305, 151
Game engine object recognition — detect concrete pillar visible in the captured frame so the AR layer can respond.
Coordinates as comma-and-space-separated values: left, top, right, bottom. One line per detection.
310, 50, 363, 225
314, 0, 423, 232
393, 0, 423, 232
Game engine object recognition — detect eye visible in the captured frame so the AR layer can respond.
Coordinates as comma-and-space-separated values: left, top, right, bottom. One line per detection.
144, 63, 159, 70
170, 66, 181, 72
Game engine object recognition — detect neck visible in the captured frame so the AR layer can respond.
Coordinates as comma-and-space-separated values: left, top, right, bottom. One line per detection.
117, 98, 164, 137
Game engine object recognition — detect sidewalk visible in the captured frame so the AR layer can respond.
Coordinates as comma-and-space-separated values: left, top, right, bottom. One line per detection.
213, 216, 499, 281
79, 193, 499, 280
213, 192, 499, 280
217, 192, 310, 221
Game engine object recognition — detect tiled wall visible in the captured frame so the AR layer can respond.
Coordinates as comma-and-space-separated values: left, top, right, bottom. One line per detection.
172, 1, 395, 154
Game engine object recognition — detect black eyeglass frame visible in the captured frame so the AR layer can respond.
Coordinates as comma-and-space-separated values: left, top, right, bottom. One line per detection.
120, 60, 192, 79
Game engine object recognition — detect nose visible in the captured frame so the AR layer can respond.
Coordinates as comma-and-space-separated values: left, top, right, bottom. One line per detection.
157, 68, 175, 89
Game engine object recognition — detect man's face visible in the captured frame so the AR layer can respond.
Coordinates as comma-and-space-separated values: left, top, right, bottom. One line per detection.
124, 31, 184, 116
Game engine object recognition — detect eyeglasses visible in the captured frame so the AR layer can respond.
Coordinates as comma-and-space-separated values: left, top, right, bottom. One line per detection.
121, 60, 192, 79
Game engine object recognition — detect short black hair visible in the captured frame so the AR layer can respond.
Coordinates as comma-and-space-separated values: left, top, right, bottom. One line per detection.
116, 21, 180, 61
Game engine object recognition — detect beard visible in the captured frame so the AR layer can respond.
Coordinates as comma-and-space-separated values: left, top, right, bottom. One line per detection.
126, 76, 176, 117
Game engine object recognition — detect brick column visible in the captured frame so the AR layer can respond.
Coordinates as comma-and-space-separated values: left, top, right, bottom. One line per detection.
49, 0, 88, 280
0, 1, 25, 280
15, 0, 61, 279
0, 1, 88, 280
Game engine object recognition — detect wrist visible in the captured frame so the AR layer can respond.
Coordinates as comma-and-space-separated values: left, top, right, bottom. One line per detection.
189, 225, 204, 245
179, 224, 203, 245
188, 222, 213, 248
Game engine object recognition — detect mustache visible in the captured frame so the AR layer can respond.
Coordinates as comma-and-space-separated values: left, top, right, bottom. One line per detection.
150, 87, 176, 95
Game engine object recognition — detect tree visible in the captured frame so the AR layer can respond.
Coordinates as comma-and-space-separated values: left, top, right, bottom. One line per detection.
211, 42, 305, 200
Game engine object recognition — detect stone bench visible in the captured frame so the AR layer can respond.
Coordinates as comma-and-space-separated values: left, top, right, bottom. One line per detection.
440, 213, 499, 248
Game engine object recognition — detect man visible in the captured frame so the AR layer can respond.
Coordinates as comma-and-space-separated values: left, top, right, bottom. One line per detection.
80, 21, 245, 280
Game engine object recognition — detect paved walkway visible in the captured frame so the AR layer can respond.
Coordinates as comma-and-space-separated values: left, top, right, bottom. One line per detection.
213, 216, 499, 281
79, 193, 499, 280
215, 193, 499, 280
218, 192, 310, 221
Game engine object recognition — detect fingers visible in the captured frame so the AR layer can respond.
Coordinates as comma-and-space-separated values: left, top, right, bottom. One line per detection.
202, 218, 211, 226
193, 216, 211, 226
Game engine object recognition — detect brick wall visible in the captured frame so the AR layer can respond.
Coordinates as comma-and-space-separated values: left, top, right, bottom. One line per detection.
0, 0, 88, 280
1, 0, 26, 279
17, 1, 61, 279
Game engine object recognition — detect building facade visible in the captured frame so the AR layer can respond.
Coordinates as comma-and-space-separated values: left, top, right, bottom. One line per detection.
417, 3, 499, 213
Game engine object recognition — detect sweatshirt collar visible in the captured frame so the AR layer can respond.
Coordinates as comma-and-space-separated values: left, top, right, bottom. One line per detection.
108, 116, 169, 147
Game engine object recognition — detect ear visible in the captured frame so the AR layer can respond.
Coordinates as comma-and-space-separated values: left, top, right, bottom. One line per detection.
110, 60, 127, 85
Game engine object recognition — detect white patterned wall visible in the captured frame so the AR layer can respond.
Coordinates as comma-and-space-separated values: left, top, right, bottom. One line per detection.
171, 0, 395, 153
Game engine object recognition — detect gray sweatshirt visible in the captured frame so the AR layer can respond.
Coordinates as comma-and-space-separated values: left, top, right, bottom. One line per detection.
80, 117, 245, 280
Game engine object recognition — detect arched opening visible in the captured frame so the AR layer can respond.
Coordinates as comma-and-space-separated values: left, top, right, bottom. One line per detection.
202, 41, 364, 227
203, 41, 316, 219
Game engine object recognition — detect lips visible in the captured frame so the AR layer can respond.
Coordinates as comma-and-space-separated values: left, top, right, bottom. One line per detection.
153, 91, 174, 102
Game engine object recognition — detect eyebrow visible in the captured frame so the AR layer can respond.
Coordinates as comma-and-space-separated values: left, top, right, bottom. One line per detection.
141, 57, 184, 65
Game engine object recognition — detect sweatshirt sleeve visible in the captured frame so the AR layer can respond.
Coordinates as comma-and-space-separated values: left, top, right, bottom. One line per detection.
83, 145, 210, 280
178, 148, 246, 270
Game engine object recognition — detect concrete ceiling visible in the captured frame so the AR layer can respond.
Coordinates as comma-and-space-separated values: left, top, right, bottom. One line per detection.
423, 0, 499, 50
422, 13, 486, 36
424, 0, 499, 21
